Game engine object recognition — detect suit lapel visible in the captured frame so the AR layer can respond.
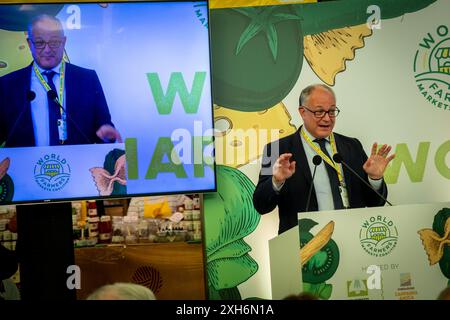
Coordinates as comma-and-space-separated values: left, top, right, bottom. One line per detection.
291, 127, 313, 185
64, 63, 74, 142
64, 63, 72, 114
17, 65, 35, 146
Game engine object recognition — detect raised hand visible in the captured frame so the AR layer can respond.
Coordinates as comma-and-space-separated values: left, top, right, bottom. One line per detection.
363, 143, 395, 180
273, 153, 296, 185
96, 124, 122, 143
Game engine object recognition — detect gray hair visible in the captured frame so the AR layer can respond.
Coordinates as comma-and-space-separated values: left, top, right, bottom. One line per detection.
86, 282, 156, 300
27, 14, 64, 39
299, 84, 336, 106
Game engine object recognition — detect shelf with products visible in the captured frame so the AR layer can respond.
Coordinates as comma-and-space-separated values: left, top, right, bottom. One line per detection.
0, 194, 206, 299
71, 194, 204, 248
71, 194, 206, 300
0, 205, 18, 252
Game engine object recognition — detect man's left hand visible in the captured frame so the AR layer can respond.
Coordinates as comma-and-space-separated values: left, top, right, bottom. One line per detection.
363, 143, 395, 180
96, 124, 122, 143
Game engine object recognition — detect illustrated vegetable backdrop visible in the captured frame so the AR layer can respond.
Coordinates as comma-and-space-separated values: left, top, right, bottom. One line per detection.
0, 0, 448, 300
204, 0, 449, 300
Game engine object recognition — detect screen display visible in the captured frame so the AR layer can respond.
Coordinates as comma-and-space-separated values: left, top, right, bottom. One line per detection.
0, 1, 215, 204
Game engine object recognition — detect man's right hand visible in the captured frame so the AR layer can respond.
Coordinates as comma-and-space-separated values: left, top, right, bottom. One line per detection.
272, 153, 296, 186
96, 124, 122, 143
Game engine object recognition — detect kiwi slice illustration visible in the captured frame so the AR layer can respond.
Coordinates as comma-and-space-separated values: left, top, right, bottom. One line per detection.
0, 174, 14, 203
299, 218, 340, 284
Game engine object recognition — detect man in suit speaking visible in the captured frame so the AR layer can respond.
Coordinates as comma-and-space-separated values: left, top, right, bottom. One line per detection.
0, 14, 121, 147
253, 84, 395, 235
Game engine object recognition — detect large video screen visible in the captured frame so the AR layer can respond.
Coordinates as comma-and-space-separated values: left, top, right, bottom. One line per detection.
0, 1, 215, 204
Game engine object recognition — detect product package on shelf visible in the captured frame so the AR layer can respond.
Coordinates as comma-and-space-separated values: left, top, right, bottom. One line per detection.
111, 216, 125, 244
123, 215, 139, 244
0, 205, 17, 251
72, 194, 203, 247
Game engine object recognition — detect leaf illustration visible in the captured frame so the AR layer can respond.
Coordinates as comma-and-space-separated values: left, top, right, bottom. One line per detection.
207, 255, 259, 290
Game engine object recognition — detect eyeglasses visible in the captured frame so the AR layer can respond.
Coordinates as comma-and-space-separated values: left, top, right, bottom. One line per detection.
31, 39, 63, 49
301, 105, 340, 118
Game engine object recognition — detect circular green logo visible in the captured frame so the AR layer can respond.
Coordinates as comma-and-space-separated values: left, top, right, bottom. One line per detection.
414, 25, 450, 111
34, 154, 71, 192
359, 215, 398, 257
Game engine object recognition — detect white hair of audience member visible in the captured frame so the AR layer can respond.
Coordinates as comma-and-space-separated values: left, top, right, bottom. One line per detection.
87, 282, 156, 300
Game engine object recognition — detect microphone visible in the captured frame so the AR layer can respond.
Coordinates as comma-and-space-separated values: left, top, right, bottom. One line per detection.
46, 89, 93, 144
47, 89, 59, 106
27, 90, 36, 102
332, 153, 393, 206
305, 155, 323, 212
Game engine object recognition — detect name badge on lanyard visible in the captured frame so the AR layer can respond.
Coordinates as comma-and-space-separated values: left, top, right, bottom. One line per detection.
339, 183, 350, 209
57, 117, 67, 143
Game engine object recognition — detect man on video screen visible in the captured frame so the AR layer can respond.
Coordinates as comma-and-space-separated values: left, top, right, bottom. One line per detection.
0, 14, 121, 148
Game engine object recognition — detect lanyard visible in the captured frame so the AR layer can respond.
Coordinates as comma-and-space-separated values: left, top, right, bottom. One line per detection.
300, 127, 345, 186
33, 61, 65, 117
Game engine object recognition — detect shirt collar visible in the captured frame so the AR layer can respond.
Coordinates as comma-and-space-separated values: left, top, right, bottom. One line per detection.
301, 125, 331, 143
33, 61, 62, 75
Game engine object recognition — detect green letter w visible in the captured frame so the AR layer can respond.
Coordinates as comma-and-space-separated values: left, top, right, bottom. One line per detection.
146, 72, 206, 115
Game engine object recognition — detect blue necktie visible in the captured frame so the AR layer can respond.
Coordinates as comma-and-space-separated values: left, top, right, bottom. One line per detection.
314, 138, 344, 210
43, 71, 61, 146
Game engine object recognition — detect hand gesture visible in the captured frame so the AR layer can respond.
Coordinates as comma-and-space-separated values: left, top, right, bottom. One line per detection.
363, 143, 395, 180
96, 124, 123, 143
273, 153, 296, 184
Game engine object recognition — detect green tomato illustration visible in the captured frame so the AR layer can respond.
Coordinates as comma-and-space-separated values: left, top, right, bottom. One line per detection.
210, 6, 303, 111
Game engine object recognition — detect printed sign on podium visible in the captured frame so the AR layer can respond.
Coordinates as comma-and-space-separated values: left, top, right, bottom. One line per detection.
0, 143, 126, 202
298, 203, 450, 300
269, 202, 450, 300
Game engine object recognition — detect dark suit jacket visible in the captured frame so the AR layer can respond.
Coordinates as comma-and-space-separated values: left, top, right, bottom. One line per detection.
253, 127, 388, 234
0, 63, 113, 147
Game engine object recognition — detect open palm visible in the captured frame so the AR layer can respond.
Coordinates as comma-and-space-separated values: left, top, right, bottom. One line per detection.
363, 143, 395, 180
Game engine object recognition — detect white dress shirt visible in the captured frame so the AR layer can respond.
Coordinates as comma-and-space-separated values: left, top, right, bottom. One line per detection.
272, 128, 382, 211
30, 62, 65, 146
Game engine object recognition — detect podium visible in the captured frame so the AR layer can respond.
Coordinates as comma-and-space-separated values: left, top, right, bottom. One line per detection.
0, 143, 125, 203
268, 226, 302, 299
269, 202, 450, 300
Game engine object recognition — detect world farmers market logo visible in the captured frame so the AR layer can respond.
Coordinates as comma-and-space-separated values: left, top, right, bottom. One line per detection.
359, 215, 398, 257
414, 25, 450, 111
34, 154, 71, 192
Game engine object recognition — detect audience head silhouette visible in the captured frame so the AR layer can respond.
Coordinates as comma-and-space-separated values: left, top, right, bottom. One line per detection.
282, 292, 319, 300
437, 286, 450, 300
87, 282, 156, 300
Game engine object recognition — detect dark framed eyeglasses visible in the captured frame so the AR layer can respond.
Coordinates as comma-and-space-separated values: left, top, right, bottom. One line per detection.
31, 39, 63, 49
301, 105, 340, 118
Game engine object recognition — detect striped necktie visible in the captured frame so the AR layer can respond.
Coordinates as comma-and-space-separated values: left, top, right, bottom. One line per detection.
43, 70, 61, 145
